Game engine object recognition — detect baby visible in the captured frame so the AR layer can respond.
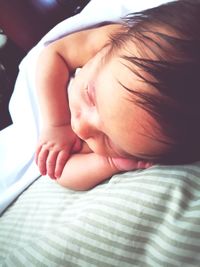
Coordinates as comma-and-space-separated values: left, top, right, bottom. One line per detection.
35, 0, 200, 190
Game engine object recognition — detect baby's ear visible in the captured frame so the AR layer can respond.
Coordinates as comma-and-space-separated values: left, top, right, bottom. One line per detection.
112, 157, 153, 171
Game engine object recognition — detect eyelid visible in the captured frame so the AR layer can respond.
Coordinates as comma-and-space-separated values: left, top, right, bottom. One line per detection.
88, 83, 97, 106
85, 86, 95, 106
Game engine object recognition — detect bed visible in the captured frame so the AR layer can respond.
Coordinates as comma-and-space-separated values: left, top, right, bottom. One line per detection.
0, 0, 200, 266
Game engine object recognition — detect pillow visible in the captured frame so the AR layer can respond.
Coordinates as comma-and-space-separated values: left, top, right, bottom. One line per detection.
0, 163, 200, 266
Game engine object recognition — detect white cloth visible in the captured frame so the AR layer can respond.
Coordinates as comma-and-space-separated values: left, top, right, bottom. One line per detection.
0, 0, 172, 214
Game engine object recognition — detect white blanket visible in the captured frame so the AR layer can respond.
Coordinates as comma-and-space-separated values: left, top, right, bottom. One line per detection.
0, 0, 172, 214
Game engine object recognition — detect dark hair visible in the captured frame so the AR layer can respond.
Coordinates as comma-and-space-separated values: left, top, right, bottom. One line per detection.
109, 0, 200, 164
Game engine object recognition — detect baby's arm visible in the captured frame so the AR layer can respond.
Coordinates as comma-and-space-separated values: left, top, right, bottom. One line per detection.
35, 24, 123, 179
57, 152, 119, 190
57, 144, 152, 191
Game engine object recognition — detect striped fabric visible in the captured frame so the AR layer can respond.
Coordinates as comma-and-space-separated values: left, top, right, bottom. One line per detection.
0, 163, 200, 266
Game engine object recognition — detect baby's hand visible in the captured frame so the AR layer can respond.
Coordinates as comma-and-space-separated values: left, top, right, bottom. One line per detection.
111, 157, 153, 171
35, 124, 81, 179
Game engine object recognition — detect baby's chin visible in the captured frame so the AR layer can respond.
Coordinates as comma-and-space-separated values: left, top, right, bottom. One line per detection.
85, 140, 108, 156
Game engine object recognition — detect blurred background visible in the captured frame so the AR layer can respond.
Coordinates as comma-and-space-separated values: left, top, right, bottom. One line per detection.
0, 0, 90, 130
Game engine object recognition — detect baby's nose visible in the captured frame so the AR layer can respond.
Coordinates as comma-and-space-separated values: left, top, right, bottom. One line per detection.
72, 114, 98, 141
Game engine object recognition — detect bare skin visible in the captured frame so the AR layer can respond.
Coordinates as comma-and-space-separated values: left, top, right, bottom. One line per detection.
35, 24, 168, 190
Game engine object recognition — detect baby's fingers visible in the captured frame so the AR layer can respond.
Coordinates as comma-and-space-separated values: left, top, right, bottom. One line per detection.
35, 144, 42, 165
37, 147, 49, 176
55, 151, 69, 178
46, 151, 59, 179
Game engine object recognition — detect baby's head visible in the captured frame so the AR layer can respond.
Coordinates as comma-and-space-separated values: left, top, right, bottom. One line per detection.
107, 0, 200, 164
69, 0, 200, 166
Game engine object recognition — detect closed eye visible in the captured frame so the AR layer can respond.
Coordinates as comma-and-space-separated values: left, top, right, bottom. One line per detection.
86, 87, 95, 106
87, 83, 97, 106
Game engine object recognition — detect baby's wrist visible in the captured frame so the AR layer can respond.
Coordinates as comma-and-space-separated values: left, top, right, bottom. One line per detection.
112, 157, 153, 171
41, 114, 70, 128
111, 157, 138, 171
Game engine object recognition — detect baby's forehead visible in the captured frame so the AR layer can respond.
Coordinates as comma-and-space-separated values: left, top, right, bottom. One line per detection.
111, 23, 178, 63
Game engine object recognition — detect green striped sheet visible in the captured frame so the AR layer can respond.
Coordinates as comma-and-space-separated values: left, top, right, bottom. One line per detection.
0, 163, 200, 266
